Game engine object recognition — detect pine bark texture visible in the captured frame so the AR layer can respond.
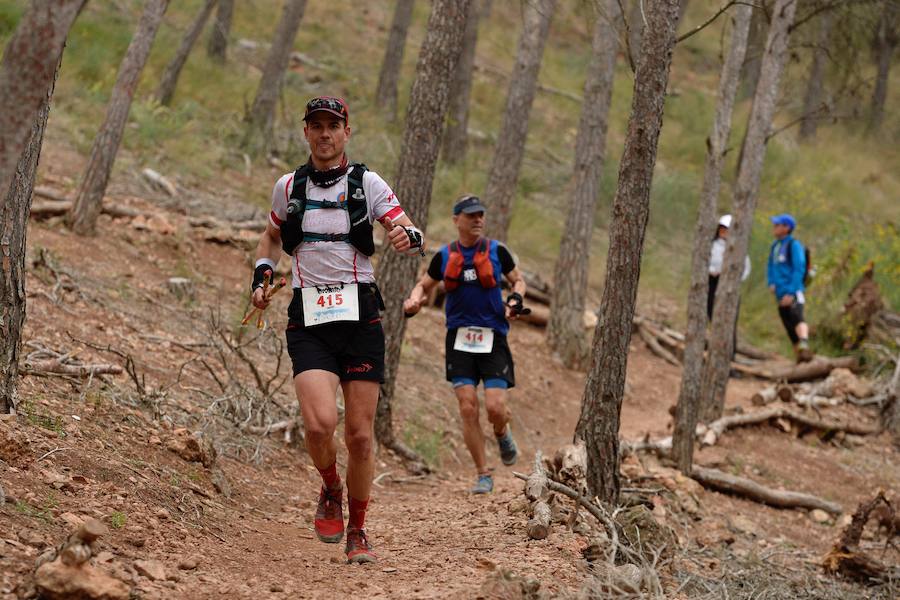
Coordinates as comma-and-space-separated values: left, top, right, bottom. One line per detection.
375, 0, 471, 449
575, 0, 682, 505
699, 0, 798, 423
207, 0, 234, 62
69, 0, 169, 235
628, 0, 645, 68
442, 0, 491, 163
672, 4, 753, 474
869, 0, 898, 132
547, 0, 619, 369
244, 0, 307, 146
0, 64, 63, 415
739, 2, 768, 100
483, 0, 557, 242
0, 0, 84, 205
798, 12, 832, 141
156, 0, 218, 106
374, 0, 416, 123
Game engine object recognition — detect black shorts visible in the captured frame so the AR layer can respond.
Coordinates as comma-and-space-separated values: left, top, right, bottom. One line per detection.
445, 328, 515, 388
778, 302, 805, 344
285, 284, 385, 382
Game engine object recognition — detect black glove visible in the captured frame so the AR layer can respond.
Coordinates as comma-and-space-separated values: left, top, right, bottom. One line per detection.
251, 264, 273, 292
402, 226, 425, 256
506, 292, 524, 310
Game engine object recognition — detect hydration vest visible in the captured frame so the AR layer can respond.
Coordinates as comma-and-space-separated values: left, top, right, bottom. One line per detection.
443, 239, 497, 292
280, 163, 375, 256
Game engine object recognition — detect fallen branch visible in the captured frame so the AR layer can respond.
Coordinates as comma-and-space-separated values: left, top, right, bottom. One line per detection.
638, 324, 679, 366
691, 466, 842, 514
25, 360, 122, 378
701, 405, 880, 446
187, 215, 265, 232
31, 199, 145, 220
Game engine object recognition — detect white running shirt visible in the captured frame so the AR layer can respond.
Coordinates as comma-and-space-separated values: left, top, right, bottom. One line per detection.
269, 166, 405, 288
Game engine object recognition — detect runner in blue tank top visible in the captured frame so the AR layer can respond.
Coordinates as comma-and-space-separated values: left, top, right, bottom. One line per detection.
404, 195, 527, 494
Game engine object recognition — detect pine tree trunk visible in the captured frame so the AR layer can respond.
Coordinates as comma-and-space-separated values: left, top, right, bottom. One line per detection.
628, 0, 645, 68
442, 0, 491, 163
672, 4, 753, 474
869, 0, 898, 133
244, 0, 307, 149
798, 12, 832, 141
699, 0, 798, 423
156, 0, 218, 106
69, 0, 169, 236
375, 0, 471, 454
739, 2, 768, 100
207, 0, 234, 63
575, 0, 682, 506
483, 0, 557, 242
0, 89, 56, 416
0, 0, 84, 204
374, 0, 416, 123
547, 0, 619, 370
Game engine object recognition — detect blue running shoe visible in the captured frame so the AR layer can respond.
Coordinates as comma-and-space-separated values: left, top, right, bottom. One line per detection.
496, 427, 518, 466
471, 474, 493, 494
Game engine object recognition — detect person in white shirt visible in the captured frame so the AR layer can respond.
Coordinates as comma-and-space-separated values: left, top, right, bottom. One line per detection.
250, 96, 424, 564
707, 214, 751, 354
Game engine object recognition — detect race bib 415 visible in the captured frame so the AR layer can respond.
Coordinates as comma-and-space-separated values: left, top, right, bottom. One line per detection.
301, 283, 359, 326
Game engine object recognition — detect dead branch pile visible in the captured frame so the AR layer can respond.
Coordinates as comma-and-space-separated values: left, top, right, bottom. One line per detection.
512, 447, 674, 597
823, 491, 900, 583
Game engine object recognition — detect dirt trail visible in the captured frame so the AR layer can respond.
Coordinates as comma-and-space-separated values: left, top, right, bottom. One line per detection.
3, 161, 899, 599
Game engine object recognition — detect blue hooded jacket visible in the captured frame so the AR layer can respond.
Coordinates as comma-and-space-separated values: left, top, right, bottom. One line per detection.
766, 235, 805, 300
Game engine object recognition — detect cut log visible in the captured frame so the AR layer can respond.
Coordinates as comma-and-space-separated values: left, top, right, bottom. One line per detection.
751, 386, 777, 406
524, 451, 551, 540
770, 356, 859, 383
691, 466, 842, 514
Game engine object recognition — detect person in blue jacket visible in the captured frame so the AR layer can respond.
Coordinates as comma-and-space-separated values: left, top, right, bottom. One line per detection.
767, 214, 812, 362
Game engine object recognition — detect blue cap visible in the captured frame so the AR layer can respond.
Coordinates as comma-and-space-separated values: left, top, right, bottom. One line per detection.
453, 195, 486, 215
770, 213, 796, 231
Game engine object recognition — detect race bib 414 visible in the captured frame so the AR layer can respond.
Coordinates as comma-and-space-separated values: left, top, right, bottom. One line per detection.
453, 326, 494, 354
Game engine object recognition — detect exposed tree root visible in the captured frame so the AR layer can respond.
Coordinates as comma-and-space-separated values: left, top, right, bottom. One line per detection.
823, 491, 899, 583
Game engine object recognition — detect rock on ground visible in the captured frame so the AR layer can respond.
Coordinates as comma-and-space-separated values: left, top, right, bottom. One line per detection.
35, 560, 130, 600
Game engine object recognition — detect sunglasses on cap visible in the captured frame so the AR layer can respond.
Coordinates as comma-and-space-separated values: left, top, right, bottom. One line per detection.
304, 96, 349, 122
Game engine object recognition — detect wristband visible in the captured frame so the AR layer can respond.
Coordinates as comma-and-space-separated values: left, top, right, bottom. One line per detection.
251, 263, 274, 291
506, 292, 523, 308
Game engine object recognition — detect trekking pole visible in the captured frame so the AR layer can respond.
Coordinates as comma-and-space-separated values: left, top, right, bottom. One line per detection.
240, 274, 286, 327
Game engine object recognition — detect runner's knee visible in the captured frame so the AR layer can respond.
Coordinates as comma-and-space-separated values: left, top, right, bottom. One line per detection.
344, 427, 373, 459
457, 393, 479, 423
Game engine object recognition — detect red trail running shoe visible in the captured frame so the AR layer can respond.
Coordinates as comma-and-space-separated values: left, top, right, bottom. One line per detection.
345, 527, 376, 564
314, 485, 344, 543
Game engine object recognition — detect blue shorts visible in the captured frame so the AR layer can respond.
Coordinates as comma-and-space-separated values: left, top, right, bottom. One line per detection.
451, 377, 509, 389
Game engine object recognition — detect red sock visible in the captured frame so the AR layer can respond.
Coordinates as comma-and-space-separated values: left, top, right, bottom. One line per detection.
348, 496, 369, 530
317, 462, 341, 490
